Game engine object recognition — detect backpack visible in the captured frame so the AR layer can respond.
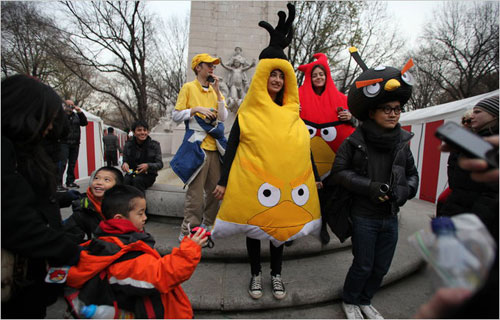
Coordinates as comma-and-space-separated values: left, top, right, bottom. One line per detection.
63, 251, 141, 319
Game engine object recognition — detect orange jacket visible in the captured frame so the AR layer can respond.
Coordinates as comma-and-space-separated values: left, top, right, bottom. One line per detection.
67, 220, 201, 319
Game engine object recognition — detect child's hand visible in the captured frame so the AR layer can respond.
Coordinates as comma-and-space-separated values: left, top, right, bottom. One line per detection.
189, 228, 208, 247
212, 185, 226, 200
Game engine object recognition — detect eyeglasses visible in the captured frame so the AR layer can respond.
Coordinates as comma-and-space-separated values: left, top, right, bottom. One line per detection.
462, 118, 472, 125
378, 106, 402, 115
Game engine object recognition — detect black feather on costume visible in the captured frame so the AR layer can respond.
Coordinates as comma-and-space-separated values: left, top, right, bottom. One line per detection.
258, 3, 295, 61
347, 47, 414, 120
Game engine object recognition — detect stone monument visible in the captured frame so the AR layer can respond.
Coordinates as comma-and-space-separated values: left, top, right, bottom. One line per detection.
169, 1, 289, 153
220, 47, 255, 112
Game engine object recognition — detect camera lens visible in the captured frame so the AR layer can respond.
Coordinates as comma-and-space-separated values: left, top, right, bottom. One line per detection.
379, 184, 390, 194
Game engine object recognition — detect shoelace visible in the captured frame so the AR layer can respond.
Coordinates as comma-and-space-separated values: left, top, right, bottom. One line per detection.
272, 276, 284, 292
250, 276, 262, 291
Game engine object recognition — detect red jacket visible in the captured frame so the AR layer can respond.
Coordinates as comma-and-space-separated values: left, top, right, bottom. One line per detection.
67, 219, 201, 319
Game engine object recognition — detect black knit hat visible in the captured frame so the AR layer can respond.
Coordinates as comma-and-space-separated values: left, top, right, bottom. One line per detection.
258, 3, 295, 60
475, 95, 499, 118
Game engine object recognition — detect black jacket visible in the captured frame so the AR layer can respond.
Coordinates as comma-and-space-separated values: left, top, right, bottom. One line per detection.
331, 126, 419, 216
63, 196, 103, 244
103, 134, 122, 153
122, 136, 163, 175
438, 126, 499, 241
1, 136, 80, 313
61, 111, 88, 145
1, 136, 80, 264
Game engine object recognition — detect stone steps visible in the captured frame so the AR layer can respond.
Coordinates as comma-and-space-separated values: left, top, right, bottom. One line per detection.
143, 198, 434, 313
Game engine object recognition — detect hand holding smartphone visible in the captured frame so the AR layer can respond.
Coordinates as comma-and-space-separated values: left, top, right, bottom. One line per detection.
435, 122, 499, 168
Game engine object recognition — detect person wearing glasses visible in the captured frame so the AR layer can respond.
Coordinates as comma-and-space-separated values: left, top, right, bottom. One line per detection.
172, 53, 228, 241
331, 48, 419, 319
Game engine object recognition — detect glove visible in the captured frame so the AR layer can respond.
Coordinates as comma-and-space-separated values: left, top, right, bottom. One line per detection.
67, 189, 81, 200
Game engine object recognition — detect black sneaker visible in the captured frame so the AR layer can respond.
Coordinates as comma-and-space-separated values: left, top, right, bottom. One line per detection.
66, 182, 80, 188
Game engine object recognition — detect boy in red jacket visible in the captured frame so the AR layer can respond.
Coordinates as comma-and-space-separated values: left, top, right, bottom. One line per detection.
66, 185, 207, 319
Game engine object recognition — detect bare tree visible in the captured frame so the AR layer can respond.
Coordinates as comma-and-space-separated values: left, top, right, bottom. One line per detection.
289, 2, 406, 93
1, 2, 96, 106
289, 1, 362, 85
59, 1, 158, 127
333, 1, 407, 93
1, 2, 61, 80
148, 15, 189, 118
414, 2, 499, 104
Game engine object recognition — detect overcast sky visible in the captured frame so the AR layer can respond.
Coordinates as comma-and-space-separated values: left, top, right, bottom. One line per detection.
148, 0, 445, 44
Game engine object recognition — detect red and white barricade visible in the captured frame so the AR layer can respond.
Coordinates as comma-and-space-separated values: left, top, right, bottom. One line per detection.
400, 90, 498, 203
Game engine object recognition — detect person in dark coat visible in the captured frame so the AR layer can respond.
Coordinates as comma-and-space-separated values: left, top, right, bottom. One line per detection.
60, 99, 88, 189
121, 120, 163, 192
332, 48, 419, 319
1, 75, 81, 318
103, 126, 122, 167
438, 95, 499, 241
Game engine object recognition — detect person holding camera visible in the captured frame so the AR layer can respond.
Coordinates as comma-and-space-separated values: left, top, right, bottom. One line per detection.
60, 99, 88, 189
172, 53, 228, 241
437, 95, 499, 240
331, 50, 419, 319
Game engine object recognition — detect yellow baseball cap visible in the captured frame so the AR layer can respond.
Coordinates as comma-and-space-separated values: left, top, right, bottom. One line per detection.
191, 53, 220, 70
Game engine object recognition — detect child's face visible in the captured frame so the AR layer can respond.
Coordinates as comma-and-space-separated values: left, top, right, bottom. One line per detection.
127, 197, 147, 231
91, 170, 117, 200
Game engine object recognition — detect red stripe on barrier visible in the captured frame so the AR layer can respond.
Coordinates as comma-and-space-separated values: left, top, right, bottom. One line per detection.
402, 125, 412, 146
419, 120, 444, 203
86, 122, 96, 175
74, 159, 79, 179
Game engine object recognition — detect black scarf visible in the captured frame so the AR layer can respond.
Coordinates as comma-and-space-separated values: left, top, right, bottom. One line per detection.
361, 119, 401, 151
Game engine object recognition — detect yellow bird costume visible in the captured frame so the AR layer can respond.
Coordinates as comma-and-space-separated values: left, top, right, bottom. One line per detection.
212, 58, 321, 246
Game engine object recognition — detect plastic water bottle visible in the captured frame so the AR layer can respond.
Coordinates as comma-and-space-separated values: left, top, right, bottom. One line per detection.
409, 214, 496, 291
429, 217, 481, 290
80, 304, 134, 319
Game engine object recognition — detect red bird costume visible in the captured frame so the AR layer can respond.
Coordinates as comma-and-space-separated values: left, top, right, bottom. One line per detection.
298, 53, 355, 179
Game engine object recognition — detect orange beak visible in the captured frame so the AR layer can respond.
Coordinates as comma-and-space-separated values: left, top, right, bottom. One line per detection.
247, 201, 313, 241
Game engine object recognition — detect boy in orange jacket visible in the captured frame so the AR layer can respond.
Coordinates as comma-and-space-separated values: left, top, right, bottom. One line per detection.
66, 185, 207, 319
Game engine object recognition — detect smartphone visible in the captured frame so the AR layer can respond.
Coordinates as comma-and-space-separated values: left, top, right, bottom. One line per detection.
207, 75, 215, 83
435, 121, 498, 168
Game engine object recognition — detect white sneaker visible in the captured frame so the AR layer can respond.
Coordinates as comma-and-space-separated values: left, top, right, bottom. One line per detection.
200, 223, 213, 232
248, 273, 263, 299
271, 274, 286, 300
359, 304, 384, 319
342, 302, 364, 319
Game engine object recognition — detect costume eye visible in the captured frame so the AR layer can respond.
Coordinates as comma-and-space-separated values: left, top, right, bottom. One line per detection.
291, 184, 310, 206
401, 71, 414, 86
320, 126, 337, 142
306, 125, 317, 138
257, 183, 281, 207
363, 83, 381, 97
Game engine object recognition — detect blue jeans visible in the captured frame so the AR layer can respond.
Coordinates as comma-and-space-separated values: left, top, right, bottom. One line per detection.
342, 215, 398, 305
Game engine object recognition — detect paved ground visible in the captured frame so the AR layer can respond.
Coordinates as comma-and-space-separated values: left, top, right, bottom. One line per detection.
48, 174, 436, 319
46, 263, 434, 319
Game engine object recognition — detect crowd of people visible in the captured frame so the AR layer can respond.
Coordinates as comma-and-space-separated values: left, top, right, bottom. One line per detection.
2, 4, 498, 319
